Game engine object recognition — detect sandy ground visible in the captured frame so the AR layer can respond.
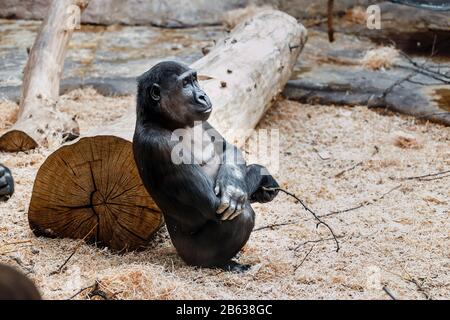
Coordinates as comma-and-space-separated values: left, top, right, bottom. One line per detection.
0, 89, 449, 300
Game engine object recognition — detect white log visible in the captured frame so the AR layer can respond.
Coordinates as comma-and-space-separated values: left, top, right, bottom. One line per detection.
0, 0, 89, 152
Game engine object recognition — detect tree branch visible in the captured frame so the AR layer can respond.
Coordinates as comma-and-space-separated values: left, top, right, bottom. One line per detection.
263, 187, 340, 252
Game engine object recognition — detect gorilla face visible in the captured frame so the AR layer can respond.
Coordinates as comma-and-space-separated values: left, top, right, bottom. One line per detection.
137, 61, 213, 128
175, 69, 211, 115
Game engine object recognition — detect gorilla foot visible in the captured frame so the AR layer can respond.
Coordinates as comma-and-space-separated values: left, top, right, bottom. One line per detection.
220, 260, 251, 273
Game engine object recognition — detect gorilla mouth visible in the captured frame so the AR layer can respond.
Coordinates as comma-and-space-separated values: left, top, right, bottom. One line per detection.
192, 103, 212, 114
201, 107, 212, 114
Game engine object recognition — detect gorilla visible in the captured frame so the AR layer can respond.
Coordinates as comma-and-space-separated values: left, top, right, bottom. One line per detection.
0, 164, 14, 201
0, 264, 41, 300
133, 61, 279, 272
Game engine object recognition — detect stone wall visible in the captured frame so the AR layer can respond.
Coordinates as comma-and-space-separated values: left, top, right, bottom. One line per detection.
0, 0, 248, 27
0, 0, 377, 26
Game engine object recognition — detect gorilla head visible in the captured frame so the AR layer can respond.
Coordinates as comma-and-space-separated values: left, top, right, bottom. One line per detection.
137, 61, 212, 128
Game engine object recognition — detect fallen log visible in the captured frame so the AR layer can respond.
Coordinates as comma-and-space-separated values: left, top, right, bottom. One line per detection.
28, 10, 307, 251
0, 0, 89, 152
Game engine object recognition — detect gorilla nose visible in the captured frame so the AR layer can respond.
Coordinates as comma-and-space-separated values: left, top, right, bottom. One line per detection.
196, 92, 212, 109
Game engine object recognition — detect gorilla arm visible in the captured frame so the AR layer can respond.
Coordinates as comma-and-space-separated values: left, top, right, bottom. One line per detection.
203, 122, 248, 220
162, 162, 221, 223
137, 132, 220, 225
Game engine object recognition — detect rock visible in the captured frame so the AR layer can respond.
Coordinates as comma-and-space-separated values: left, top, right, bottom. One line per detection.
284, 30, 450, 125
390, 1, 449, 11
0, 0, 250, 27
332, 2, 450, 55
2, 0, 448, 56
61, 77, 137, 97
0, 19, 226, 100
0, 0, 373, 25
0, 86, 21, 102
274, 0, 371, 19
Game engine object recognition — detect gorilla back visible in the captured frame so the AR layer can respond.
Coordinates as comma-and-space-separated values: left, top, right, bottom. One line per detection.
133, 61, 279, 271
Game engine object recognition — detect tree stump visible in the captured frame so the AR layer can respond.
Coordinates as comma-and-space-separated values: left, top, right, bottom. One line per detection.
29, 136, 162, 251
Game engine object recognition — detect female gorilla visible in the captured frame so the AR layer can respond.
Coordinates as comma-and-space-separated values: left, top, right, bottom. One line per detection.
133, 61, 279, 271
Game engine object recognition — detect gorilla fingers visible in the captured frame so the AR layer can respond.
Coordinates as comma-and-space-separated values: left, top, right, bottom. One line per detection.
215, 164, 248, 221
213, 132, 248, 221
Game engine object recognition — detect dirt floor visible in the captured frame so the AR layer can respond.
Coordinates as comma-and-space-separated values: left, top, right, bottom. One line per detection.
0, 88, 449, 300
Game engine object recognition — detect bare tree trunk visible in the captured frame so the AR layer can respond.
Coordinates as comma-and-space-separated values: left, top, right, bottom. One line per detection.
0, 0, 89, 152
28, 10, 308, 251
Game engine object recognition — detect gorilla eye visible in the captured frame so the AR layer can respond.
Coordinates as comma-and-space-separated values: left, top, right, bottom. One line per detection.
182, 78, 189, 87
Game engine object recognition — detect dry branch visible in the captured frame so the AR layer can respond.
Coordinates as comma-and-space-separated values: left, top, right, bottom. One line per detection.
50, 223, 98, 275
334, 146, 379, 178
263, 187, 340, 252
320, 184, 402, 218
253, 221, 296, 232
294, 237, 342, 251
28, 10, 307, 251
0, 0, 89, 152
327, 0, 334, 42
382, 286, 397, 300
400, 169, 450, 181
294, 245, 315, 271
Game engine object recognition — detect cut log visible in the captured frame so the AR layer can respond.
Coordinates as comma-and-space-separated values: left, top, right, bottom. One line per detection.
28, 10, 307, 251
0, 0, 89, 152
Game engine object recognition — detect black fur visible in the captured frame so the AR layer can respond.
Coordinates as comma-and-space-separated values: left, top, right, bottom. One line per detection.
0, 264, 41, 300
133, 61, 279, 270
0, 164, 14, 201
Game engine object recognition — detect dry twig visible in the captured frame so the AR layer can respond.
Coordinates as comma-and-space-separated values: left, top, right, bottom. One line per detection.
320, 184, 402, 218
0, 240, 32, 255
294, 245, 315, 272
87, 281, 110, 300
294, 236, 343, 251
253, 221, 296, 232
399, 52, 450, 84
50, 223, 98, 275
334, 146, 379, 178
327, 0, 334, 42
400, 169, 450, 181
67, 284, 95, 300
263, 187, 340, 252
382, 286, 397, 300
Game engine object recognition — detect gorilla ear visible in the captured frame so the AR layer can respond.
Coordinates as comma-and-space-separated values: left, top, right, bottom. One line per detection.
150, 84, 161, 101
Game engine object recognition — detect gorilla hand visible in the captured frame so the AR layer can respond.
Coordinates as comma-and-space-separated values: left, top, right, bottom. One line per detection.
250, 171, 280, 203
0, 164, 14, 200
214, 165, 247, 221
